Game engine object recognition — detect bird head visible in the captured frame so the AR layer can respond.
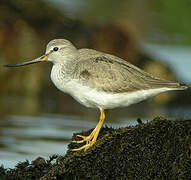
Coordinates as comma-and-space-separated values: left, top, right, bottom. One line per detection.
4, 39, 78, 67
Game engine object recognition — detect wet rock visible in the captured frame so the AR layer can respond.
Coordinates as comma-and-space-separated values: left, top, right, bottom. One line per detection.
1, 117, 191, 179
0, 157, 57, 180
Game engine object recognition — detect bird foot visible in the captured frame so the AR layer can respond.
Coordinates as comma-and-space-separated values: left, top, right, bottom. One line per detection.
71, 109, 106, 152
72, 134, 91, 143
72, 139, 96, 151
72, 130, 97, 151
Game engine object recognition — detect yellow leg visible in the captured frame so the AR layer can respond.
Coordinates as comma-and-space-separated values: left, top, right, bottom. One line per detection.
72, 109, 106, 151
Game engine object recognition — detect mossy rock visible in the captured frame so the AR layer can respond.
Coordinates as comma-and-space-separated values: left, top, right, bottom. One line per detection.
1, 117, 191, 179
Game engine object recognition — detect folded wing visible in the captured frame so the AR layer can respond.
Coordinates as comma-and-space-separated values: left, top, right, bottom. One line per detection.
74, 50, 187, 93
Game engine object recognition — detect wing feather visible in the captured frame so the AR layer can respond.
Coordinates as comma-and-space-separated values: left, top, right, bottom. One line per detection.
74, 50, 182, 93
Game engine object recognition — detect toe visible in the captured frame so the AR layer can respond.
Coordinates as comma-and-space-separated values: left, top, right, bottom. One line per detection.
76, 134, 87, 139
72, 139, 84, 143
72, 144, 90, 151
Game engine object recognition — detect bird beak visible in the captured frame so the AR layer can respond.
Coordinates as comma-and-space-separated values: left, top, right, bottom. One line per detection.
4, 55, 48, 67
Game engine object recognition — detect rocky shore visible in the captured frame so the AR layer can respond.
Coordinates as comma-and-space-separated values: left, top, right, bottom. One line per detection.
1, 117, 191, 179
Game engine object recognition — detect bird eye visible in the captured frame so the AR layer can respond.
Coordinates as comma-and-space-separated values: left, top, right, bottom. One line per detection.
53, 47, 59, 51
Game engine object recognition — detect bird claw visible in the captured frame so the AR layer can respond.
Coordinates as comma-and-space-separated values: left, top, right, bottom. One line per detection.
72, 134, 91, 143
72, 133, 96, 151
72, 140, 96, 151
71, 139, 84, 144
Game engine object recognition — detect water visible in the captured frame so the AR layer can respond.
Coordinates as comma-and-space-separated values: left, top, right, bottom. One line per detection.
0, 114, 140, 169
1, 107, 190, 169
0, 115, 87, 168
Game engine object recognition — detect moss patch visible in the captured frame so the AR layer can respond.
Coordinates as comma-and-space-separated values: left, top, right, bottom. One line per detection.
1, 117, 191, 179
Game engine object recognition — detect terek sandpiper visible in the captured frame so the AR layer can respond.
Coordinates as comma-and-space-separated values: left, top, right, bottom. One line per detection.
4, 39, 188, 151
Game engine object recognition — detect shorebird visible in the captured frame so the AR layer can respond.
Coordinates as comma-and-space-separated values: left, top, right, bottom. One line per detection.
4, 39, 188, 151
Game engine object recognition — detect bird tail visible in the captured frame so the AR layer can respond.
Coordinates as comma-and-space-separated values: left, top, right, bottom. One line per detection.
162, 82, 188, 91
147, 78, 188, 91
171, 83, 188, 90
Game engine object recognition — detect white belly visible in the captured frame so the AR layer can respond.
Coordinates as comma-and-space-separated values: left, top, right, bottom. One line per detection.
50, 64, 171, 110
51, 76, 171, 109
68, 83, 171, 109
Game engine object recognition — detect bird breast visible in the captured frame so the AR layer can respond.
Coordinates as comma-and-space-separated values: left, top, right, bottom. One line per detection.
50, 64, 73, 93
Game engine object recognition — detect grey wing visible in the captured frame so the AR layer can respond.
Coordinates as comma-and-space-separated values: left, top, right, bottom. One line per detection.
74, 55, 182, 93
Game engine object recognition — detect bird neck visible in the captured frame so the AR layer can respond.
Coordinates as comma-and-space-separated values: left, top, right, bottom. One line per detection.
51, 60, 77, 81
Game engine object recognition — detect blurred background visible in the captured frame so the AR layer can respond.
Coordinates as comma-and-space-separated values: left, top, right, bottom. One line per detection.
0, 0, 191, 168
